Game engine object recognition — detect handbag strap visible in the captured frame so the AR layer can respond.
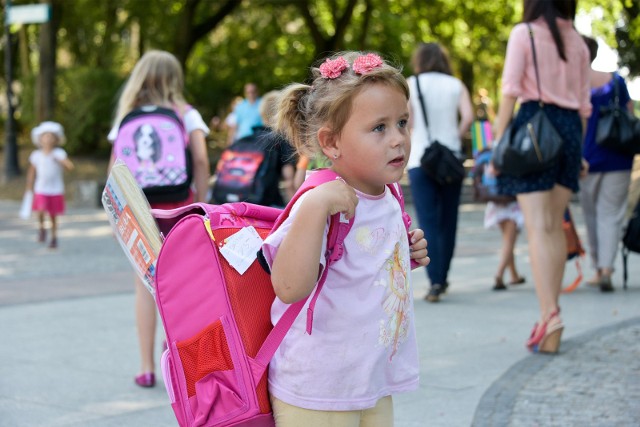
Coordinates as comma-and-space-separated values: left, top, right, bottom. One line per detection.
611, 73, 620, 106
526, 23, 544, 107
414, 75, 431, 142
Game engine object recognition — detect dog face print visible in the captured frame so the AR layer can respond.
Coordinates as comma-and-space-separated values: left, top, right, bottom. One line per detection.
134, 124, 162, 164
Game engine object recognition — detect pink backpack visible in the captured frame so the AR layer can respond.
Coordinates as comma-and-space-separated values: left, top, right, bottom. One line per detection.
113, 105, 192, 204
152, 170, 412, 426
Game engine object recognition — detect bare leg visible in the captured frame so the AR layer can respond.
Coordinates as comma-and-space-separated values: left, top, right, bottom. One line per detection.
135, 276, 157, 374
50, 214, 57, 240
37, 212, 46, 242
517, 185, 572, 322
496, 220, 518, 280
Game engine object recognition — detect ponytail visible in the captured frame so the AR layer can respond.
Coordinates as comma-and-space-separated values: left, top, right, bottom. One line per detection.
274, 83, 313, 156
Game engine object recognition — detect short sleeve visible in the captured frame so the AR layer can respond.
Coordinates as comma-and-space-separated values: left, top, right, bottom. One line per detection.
183, 108, 210, 135
53, 148, 68, 161
261, 193, 328, 276
107, 125, 118, 142
501, 24, 529, 98
28, 151, 38, 165
578, 44, 593, 118
617, 74, 632, 107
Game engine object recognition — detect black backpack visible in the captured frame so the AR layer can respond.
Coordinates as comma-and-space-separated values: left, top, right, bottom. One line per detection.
622, 197, 640, 289
211, 127, 287, 207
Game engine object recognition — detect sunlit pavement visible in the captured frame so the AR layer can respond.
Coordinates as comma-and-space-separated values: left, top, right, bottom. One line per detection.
1, 198, 638, 426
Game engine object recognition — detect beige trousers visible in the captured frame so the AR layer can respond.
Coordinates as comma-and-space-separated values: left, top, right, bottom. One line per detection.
579, 171, 631, 270
271, 395, 394, 427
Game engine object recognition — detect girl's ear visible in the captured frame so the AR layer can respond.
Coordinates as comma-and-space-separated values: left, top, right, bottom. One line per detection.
318, 126, 339, 159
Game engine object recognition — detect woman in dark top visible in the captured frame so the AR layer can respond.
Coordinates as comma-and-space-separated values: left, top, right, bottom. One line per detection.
580, 36, 636, 293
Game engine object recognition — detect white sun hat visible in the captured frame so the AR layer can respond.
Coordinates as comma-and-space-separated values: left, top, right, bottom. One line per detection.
31, 121, 66, 146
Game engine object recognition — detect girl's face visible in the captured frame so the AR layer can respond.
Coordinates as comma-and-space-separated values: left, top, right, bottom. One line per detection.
39, 132, 58, 150
331, 83, 410, 195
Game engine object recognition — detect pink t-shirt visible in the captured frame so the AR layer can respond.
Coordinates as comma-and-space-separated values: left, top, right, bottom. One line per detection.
502, 18, 592, 118
261, 187, 419, 411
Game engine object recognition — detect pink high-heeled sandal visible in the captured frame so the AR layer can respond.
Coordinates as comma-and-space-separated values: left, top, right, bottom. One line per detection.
526, 309, 564, 354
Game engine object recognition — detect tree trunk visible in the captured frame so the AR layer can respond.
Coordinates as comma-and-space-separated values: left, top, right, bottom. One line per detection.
36, 0, 60, 122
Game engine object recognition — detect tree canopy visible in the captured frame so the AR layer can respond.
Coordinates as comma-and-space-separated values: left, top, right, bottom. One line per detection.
1, 0, 636, 163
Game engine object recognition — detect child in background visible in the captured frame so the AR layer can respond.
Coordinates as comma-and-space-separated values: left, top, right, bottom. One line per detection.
261, 51, 429, 425
107, 50, 210, 388
26, 121, 74, 249
473, 149, 526, 290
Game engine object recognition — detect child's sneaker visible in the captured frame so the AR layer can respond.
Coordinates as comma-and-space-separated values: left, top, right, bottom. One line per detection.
48, 238, 58, 249
38, 229, 46, 243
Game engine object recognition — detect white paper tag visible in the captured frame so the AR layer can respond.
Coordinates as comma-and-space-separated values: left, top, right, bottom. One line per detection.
219, 226, 264, 275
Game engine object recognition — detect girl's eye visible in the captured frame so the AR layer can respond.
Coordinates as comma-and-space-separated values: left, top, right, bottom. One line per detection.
398, 119, 408, 129
373, 124, 386, 132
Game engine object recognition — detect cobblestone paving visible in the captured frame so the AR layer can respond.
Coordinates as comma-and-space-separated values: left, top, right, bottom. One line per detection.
474, 319, 640, 426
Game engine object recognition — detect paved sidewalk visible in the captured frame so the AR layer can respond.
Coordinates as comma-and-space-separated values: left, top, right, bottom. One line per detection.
0, 199, 638, 426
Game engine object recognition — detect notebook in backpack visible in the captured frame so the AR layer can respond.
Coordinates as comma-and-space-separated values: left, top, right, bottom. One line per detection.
113, 105, 192, 204
152, 170, 413, 426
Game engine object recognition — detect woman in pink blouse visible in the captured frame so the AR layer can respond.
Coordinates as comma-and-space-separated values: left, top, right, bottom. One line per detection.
494, 0, 591, 354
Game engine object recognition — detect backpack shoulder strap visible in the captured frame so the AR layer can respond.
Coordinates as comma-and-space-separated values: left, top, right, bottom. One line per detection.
255, 169, 353, 368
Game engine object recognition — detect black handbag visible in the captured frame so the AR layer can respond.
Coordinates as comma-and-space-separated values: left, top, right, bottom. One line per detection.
492, 24, 564, 178
414, 75, 465, 185
595, 76, 640, 156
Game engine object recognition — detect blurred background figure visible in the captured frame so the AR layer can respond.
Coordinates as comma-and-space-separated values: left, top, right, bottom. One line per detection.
406, 41, 474, 303
579, 35, 636, 293
493, 0, 591, 354
223, 96, 244, 146
232, 83, 263, 141
107, 50, 210, 388
26, 121, 75, 249
473, 147, 525, 291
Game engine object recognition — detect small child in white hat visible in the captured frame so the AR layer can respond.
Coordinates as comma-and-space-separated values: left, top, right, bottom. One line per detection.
25, 121, 74, 248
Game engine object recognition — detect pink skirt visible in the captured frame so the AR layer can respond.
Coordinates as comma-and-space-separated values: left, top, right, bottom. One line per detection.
33, 193, 66, 216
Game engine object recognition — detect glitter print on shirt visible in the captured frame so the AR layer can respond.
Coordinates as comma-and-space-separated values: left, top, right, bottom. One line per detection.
378, 241, 410, 361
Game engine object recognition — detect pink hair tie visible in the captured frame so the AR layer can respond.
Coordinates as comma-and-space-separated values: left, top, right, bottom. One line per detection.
319, 57, 349, 79
352, 53, 383, 75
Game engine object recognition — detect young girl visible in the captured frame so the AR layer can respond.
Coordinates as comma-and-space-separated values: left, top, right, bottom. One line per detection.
473, 149, 526, 290
107, 50, 210, 388
26, 121, 74, 249
261, 51, 429, 426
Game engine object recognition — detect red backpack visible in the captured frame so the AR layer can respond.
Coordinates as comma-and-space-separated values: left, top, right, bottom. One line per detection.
152, 170, 413, 426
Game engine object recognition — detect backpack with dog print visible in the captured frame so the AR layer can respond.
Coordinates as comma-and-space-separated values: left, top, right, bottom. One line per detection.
113, 105, 192, 204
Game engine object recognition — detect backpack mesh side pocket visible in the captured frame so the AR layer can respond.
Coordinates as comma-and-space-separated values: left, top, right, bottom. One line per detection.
177, 320, 234, 398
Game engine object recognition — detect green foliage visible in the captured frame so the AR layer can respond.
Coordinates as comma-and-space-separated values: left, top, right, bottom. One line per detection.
1, 0, 636, 161
55, 67, 124, 156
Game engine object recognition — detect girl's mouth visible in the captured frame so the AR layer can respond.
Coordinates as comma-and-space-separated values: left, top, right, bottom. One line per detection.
389, 156, 405, 166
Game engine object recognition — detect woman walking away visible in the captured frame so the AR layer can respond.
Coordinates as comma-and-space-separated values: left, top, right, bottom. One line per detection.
579, 36, 636, 293
406, 42, 474, 302
494, 0, 591, 354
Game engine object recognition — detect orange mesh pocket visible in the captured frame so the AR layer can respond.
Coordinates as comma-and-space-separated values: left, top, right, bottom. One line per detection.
177, 320, 234, 397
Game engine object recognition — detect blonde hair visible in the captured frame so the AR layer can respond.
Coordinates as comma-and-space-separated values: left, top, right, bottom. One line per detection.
113, 50, 186, 127
274, 51, 408, 159
259, 90, 280, 128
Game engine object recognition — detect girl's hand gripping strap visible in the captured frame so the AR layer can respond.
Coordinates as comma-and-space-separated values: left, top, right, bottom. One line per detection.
255, 170, 353, 370
387, 182, 421, 270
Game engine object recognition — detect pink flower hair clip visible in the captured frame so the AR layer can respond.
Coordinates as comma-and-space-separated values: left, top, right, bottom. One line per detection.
319, 57, 349, 79
352, 53, 384, 75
